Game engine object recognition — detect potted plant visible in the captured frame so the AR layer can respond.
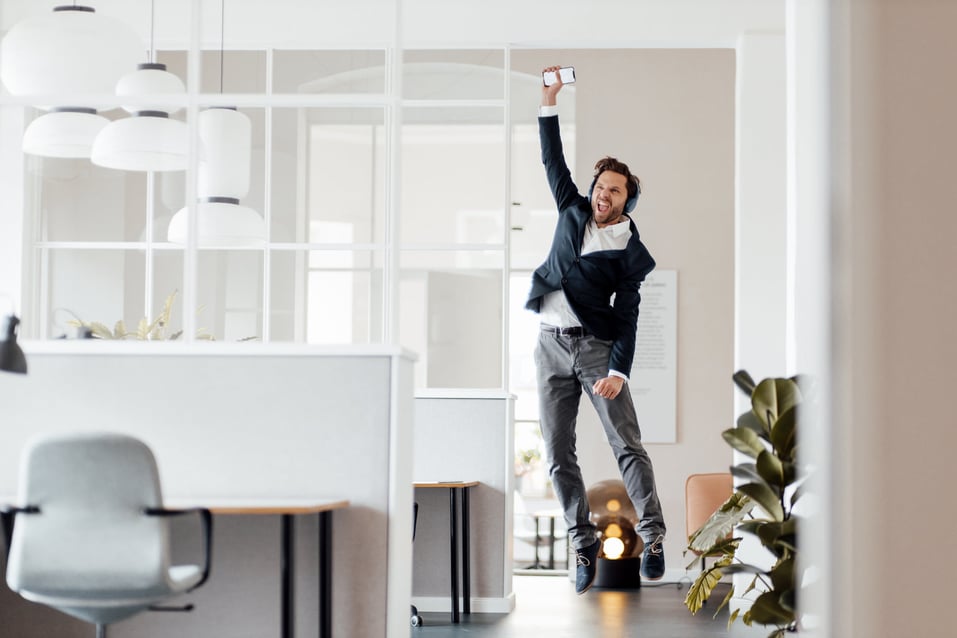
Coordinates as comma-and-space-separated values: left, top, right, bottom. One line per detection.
684, 370, 806, 637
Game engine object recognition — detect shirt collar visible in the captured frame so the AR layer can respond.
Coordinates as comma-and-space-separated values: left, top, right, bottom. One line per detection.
589, 215, 632, 237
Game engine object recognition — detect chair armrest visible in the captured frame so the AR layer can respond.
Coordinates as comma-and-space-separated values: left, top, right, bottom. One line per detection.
144, 507, 213, 591
0, 505, 41, 560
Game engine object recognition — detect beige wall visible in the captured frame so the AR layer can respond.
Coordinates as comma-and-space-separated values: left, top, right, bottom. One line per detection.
833, 0, 957, 636
512, 49, 737, 566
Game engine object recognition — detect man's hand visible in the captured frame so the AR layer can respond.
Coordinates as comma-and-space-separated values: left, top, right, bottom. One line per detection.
541, 65, 564, 107
592, 375, 625, 400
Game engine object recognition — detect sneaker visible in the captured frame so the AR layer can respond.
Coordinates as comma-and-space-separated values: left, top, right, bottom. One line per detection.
574, 540, 601, 594
640, 534, 665, 580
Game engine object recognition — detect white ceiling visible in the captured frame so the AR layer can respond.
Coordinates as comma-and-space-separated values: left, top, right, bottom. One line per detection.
0, 0, 784, 51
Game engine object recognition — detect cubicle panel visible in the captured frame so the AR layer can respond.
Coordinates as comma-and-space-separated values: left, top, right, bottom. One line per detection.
0, 344, 415, 638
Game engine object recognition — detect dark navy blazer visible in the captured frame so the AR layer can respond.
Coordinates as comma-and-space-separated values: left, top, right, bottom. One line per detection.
525, 115, 656, 376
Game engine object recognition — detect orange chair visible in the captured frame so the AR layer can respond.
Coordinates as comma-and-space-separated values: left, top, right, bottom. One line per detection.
685, 472, 734, 571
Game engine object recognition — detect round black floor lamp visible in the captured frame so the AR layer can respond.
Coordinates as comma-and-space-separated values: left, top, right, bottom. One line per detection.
587, 479, 643, 589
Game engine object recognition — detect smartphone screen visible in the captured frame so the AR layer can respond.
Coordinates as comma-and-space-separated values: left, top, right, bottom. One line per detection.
543, 66, 576, 87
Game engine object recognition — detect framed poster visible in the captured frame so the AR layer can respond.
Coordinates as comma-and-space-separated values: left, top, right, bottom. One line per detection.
630, 269, 677, 443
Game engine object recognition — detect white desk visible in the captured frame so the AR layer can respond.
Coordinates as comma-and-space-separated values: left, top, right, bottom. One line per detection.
413, 482, 478, 624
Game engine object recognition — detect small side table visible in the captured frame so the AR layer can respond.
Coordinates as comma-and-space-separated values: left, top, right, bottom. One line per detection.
531, 507, 564, 570
413, 481, 479, 624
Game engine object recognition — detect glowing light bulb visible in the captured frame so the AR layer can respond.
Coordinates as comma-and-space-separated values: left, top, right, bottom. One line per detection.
603, 537, 625, 560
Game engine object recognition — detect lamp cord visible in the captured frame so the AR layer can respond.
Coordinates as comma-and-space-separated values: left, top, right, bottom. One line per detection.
149, 0, 155, 64
220, 0, 225, 93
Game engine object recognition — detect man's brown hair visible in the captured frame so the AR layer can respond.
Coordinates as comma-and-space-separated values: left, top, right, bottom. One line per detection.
593, 156, 640, 201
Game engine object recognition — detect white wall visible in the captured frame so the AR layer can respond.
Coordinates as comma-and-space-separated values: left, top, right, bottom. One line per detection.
828, 1, 957, 636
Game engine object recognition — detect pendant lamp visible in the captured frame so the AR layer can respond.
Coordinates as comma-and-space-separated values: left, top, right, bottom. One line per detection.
0, 5, 143, 159
90, 63, 189, 171
167, 1, 263, 247
167, 107, 264, 246
91, 0, 189, 171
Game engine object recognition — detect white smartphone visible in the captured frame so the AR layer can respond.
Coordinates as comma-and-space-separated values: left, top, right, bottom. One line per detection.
543, 66, 576, 87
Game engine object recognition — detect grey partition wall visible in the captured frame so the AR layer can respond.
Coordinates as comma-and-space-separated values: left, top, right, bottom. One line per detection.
0, 342, 416, 638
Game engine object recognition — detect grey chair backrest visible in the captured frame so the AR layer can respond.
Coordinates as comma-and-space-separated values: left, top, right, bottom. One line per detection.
6, 432, 172, 601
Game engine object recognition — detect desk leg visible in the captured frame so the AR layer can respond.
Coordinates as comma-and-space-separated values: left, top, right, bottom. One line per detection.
532, 516, 542, 568
281, 514, 295, 638
547, 517, 555, 570
462, 487, 471, 615
448, 488, 460, 624
319, 511, 332, 638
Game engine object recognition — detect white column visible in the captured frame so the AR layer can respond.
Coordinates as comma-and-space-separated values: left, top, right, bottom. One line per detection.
0, 108, 25, 320
733, 29, 787, 610
787, 0, 833, 635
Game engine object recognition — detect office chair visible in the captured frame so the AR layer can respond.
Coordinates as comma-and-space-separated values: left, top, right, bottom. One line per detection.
685, 472, 734, 572
1, 432, 212, 638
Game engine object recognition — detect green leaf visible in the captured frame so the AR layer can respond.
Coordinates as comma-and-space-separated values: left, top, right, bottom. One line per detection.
687, 493, 753, 552
685, 561, 726, 614
752, 378, 802, 430
738, 482, 785, 521
721, 563, 767, 576
136, 317, 150, 340
737, 409, 768, 438
89, 322, 115, 339
723, 427, 767, 459
731, 463, 763, 484
712, 583, 735, 620
746, 590, 795, 626
769, 556, 796, 592
727, 607, 741, 630
756, 450, 785, 488
770, 406, 798, 462
790, 484, 804, 508
733, 370, 757, 396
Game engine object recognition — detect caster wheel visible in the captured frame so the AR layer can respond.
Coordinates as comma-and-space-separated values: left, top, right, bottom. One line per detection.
411, 615, 423, 627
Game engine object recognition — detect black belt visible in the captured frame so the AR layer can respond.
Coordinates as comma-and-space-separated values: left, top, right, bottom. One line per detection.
541, 324, 587, 337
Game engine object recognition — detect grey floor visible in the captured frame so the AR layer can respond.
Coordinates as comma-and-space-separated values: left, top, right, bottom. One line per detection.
413, 573, 770, 638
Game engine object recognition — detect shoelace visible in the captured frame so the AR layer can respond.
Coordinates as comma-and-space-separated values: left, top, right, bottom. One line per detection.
646, 534, 664, 555
575, 550, 593, 567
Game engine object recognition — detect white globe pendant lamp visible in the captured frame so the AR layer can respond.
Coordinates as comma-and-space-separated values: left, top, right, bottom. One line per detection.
168, 108, 264, 247
0, 4, 143, 158
91, 62, 189, 171
21, 107, 110, 159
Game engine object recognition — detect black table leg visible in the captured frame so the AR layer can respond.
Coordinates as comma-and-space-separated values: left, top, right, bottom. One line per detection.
448, 488, 459, 624
461, 487, 471, 615
281, 514, 295, 638
547, 517, 556, 569
319, 511, 332, 638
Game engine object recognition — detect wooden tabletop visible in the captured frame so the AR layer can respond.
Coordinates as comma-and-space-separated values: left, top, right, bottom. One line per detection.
164, 497, 351, 515
414, 481, 480, 489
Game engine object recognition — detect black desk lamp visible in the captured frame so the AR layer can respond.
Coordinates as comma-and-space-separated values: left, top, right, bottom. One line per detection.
1, 313, 27, 374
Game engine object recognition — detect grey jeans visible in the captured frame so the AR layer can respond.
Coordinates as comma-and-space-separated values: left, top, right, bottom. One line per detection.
534, 329, 666, 550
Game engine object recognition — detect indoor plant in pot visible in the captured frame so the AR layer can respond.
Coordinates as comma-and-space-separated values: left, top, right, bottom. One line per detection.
684, 370, 806, 637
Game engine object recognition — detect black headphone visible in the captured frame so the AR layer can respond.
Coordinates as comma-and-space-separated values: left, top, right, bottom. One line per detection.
588, 176, 640, 214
